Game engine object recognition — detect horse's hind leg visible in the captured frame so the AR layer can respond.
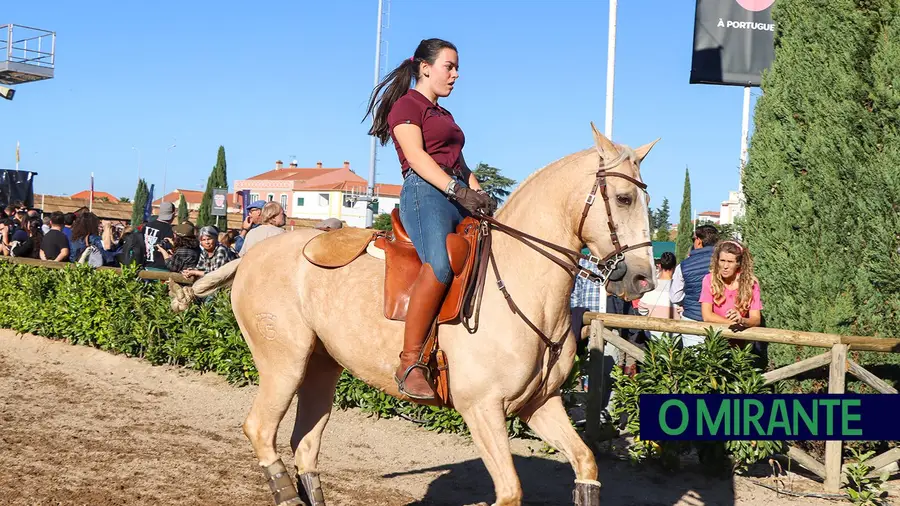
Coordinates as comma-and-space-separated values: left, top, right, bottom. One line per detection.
290, 351, 343, 506
520, 395, 600, 506
242, 322, 316, 506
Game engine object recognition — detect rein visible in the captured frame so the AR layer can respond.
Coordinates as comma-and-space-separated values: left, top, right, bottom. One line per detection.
461, 151, 653, 394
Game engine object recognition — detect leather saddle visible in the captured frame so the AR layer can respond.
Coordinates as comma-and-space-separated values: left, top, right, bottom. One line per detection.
374, 208, 480, 324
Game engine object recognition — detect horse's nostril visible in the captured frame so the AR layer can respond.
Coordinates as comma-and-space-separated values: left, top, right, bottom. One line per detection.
633, 274, 651, 291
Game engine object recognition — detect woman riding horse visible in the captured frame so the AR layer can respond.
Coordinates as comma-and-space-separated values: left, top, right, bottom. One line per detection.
364, 38, 496, 400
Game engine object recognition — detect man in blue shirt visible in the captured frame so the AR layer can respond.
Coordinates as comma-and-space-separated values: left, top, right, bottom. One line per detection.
669, 224, 719, 346
570, 249, 605, 352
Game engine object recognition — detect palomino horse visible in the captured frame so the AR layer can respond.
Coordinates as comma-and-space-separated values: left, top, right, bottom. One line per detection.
229, 125, 657, 506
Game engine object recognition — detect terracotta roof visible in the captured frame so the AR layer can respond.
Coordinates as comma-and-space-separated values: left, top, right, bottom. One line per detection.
294, 168, 368, 191
152, 189, 241, 208
375, 184, 402, 198
248, 168, 340, 182
69, 190, 120, 202
698, 211, 721, 217
34, 194, 132, 221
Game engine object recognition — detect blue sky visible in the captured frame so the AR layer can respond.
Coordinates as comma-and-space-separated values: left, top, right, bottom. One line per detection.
2, 0, 757, 219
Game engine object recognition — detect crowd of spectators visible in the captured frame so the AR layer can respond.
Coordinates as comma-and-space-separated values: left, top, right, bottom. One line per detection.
0, 200, 272, 280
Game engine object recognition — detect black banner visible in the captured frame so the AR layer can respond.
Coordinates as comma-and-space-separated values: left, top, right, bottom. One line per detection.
0, 169, 36, 208
690, 0, 776, 87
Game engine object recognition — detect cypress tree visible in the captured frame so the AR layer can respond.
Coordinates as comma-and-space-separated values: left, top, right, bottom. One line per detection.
177, 193, 189, 224
197, 146, 228, 227
131, 179, 149, 226
675, 168, 692, 261
744, 0, 899, 353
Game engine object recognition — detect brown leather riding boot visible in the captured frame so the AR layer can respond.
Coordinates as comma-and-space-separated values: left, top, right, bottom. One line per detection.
395, 263, 448, 400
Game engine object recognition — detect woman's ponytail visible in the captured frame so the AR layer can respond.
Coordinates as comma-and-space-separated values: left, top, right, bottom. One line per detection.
363, 58, 417, 145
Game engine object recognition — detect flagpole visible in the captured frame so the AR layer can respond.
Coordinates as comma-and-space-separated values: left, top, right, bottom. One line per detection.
90, 172, 94, 212
16, 141, 20, 171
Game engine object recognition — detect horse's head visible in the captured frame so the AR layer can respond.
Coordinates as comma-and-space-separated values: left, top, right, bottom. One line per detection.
576, 123, 658, 301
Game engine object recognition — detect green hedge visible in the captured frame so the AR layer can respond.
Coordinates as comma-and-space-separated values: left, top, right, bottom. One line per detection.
0, 261, 524, 436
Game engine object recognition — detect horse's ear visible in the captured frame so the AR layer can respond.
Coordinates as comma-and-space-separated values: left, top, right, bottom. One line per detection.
634, 138, 660, 163
590, 121, 618, 159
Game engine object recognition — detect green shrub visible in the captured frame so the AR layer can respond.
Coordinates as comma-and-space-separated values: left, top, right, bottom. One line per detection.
0, 261, 492, 435
610, 329, 785, 475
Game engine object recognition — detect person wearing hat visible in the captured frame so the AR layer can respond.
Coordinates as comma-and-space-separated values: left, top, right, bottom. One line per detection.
182, 225, 236, 279
143, 201, 176, 271
234, 200, 267, 253
239, 202, 286, 257
156, 221, 200, 273
314, 217, 343, 231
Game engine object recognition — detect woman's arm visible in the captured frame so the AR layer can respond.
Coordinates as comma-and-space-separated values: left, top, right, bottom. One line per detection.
101, 222, 114, 251
741, 310, 761, 328
393, 124, 455, 191
701, 302, 735, 325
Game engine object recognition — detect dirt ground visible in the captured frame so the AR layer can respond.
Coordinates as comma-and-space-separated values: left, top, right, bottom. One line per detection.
0, 330, 889, 506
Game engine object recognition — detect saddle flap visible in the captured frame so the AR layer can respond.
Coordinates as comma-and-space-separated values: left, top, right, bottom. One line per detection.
445, 233, 469, 276
302, 228, 376, 268
437, 217, 481, 324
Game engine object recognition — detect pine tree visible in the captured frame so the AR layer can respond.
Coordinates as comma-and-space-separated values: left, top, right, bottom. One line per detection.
744, 0, 898, 346
675, 168, 692, 261
197, 146, 228, 227
652, 197, 671, 242
131, 179, 149, 226
473, 162, 516, 208
177, 193, 189, 224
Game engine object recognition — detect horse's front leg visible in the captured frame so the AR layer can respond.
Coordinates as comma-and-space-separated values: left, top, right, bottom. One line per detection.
520, 394, 601, 506
457, 401, 522, 506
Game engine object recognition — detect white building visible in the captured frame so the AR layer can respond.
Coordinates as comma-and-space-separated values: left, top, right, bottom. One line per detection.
719, 190, 744, 225
234, 160, 401, 228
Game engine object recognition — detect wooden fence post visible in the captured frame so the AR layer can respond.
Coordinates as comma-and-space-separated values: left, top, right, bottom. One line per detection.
585, 319, 606, 445
824, 343, 848, 492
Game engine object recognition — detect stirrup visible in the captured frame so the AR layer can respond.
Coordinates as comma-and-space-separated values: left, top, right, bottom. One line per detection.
394, 363, 434, 400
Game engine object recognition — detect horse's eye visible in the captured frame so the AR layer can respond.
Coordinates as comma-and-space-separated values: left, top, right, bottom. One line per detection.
616, 195, 633, 206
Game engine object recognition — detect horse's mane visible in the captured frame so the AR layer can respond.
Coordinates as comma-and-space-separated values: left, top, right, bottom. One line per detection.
503, 149, 594, 206
503, 144, 640, 207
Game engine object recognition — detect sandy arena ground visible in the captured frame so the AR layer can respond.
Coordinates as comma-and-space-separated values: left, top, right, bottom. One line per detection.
0, 329, 883, 505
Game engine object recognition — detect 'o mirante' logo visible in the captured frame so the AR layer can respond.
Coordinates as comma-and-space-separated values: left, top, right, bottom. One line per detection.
736, 0, 775, 11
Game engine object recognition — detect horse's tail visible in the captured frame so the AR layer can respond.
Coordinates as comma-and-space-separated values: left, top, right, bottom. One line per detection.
169, 257, 243, 313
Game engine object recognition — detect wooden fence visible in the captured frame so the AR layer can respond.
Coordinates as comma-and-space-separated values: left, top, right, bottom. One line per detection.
583, 313, 900, 493
0, 256, 192, 285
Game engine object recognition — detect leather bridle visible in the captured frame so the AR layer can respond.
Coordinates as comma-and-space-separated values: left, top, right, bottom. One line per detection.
462, 149, 653, 393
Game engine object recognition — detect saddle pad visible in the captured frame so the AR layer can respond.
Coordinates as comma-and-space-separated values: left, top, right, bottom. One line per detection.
366, 240, 385, 260
302, 228, 376, 268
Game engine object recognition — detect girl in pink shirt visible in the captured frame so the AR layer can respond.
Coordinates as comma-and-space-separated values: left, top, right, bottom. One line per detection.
699, 240, 763, 329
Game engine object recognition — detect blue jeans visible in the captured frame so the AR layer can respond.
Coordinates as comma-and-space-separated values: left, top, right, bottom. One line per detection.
399, 172, 468, 285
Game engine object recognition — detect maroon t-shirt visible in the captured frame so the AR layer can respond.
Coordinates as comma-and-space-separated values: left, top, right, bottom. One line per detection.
387, 89, 465, 178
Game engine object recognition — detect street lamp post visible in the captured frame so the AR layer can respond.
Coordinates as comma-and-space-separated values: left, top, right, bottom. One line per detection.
162, 142, 176, 203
